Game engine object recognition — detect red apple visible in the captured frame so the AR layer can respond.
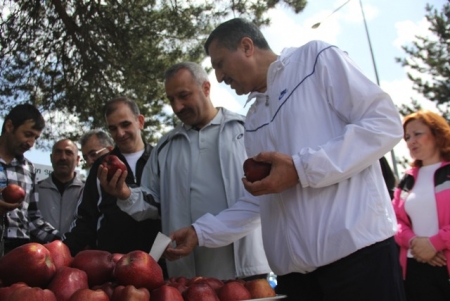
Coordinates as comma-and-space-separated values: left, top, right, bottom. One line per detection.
0, 242, 56, 287
111, 285, 150, 301
1, 184, 25, 204
111, 253, 125, 264
187, 276, 204, 286
244, 278, 276, 298
7, 286, 57, 301
47, 266, 89, 301
152, 285, 184, 301
0, 283, 27, 301
183, 283, 220, 301
243, 158, 271, 182
91, 282, 116, 299
114, 250, 164, 291
198, 277, 224, 291
217, 281, 251, 301
44, 240, 73, 270
71, 250, 115, 287
68, 288, 109, 301
175, 276, 188, 286
102, 154, 127, 181
167, 281, 188, 294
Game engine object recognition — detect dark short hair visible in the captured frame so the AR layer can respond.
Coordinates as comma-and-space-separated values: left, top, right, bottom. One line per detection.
103, 96, 140, 118
164, 62, 209, 86
403, 110, 450, 166
1, 104, 45, 134
79, 129, 114, 149
204, 18, 271, 55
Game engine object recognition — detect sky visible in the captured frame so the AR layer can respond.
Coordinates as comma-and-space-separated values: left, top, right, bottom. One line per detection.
26, 0, 446, 177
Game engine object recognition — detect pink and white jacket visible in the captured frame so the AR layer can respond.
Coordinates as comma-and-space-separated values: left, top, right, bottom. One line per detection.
393, 161, 450, 278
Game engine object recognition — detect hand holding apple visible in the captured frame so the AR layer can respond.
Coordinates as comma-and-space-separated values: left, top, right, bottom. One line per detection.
101, 154, 127, 181
243, 152, 300, 196
243, 158, 271, 183
1, 184, 25, 204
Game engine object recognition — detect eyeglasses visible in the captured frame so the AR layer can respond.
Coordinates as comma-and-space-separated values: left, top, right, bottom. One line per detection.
82, 147, 107, 162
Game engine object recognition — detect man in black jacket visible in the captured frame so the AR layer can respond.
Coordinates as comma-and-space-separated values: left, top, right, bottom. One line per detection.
63, 97, 166, 275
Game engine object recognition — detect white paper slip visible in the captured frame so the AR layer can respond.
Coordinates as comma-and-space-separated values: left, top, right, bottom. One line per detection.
149, 232, 172, 261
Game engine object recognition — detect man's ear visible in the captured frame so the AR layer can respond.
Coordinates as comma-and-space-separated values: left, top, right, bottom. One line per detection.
240, 37, 255, 57
202, 81, 211, 97
4, 120, 14, 134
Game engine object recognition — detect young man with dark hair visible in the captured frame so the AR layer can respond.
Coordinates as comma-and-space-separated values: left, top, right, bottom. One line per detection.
0, 104, 60, 255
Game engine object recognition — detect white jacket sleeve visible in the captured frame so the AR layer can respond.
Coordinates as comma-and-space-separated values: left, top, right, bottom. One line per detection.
293, 45, 403, 188
117, 151, 160, 221
193, 192, 261, 248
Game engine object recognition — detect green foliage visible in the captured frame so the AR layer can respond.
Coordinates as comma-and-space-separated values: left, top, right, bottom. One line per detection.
395, 2, 450, 122
0, 0, 307, 148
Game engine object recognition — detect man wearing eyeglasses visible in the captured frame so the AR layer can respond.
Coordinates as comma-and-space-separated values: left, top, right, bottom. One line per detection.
79, 129, 114, 168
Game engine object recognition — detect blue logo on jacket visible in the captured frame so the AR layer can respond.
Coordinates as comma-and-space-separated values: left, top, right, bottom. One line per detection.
279, 89, 287, 100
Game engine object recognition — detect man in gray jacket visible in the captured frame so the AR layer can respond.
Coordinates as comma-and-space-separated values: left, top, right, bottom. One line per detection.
113, 62, 270, 280
37, 139, 84, 234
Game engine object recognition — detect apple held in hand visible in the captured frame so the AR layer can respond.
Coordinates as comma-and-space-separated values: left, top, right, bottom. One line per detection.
1, 183, 25, 204
243, 158, 271, 183
102, 154, 127, 181
0, 242, 56, 287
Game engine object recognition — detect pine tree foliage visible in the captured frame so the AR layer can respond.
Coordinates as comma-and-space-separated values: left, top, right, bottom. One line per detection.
0, 0, 307, 147
396, 2, 450, 122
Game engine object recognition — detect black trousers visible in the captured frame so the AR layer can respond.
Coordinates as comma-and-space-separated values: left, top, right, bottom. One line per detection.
275, 237, 406, 301
2, 238, 30, 255
404, 258, 450, 301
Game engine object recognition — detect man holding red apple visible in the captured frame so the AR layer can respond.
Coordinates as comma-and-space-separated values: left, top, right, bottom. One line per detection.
63, 97, 166, 276
0, 104, 60, 255
165, 18, 406, 301
115, 62, 270, 280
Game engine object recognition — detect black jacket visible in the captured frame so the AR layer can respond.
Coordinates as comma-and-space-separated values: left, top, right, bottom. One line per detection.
63, 144, 162, 257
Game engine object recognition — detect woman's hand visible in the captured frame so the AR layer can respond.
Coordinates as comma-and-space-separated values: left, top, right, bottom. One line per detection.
410, 237, 437, 262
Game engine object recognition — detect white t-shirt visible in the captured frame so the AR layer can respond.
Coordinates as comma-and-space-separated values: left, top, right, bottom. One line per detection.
123, 149, 144, 177
405, 162, 441, 257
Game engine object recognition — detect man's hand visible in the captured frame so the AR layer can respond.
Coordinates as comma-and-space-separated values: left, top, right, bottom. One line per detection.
164, 226, 198, 261
97, 164, 130, 200
410, 237, 437, 262
243, 152, 299, 196
0, 199, 21, 215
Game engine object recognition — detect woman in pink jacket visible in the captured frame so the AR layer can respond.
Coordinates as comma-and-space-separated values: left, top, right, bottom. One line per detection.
393, 110, 450, 301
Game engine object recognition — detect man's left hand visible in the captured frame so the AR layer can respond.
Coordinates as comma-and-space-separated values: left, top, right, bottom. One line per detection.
243, 152, 299, 196
97, 164, 130, 200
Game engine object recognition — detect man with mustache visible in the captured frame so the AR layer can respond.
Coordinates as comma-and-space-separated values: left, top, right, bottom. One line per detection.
114, 62, 270, 280
37, 139, 85, 234
0, 104, 60, 255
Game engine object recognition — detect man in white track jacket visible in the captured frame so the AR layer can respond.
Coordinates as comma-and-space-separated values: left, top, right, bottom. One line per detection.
165, 18, 406, 301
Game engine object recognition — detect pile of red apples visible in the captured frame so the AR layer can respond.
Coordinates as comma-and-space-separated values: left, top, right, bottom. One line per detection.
0, 240, 276, 301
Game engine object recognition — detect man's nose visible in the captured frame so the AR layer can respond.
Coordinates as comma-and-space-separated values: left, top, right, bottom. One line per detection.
215, 69, 224, 83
